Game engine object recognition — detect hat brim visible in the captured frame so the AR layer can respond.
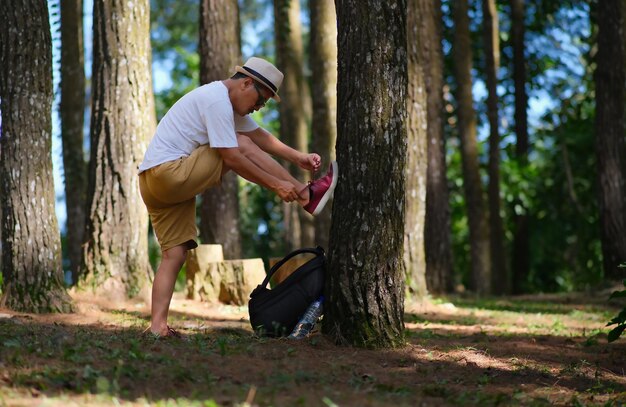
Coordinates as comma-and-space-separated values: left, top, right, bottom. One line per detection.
235, 66, 281, 103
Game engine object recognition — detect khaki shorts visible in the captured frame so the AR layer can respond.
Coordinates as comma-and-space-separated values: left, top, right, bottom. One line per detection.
139, 145, 223, 251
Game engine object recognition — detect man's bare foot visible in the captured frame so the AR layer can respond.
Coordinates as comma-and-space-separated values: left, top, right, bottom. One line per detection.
143, 325, 183, 338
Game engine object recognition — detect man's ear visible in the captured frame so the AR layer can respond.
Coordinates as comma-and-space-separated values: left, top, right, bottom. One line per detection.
241, 77, 253, 89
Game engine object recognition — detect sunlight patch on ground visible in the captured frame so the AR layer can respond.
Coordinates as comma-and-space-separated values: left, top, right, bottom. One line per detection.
445, 348, 515, 371
404, 296, 612, 337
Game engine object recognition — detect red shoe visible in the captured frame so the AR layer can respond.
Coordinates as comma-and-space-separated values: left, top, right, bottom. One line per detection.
303, 161, 338, 216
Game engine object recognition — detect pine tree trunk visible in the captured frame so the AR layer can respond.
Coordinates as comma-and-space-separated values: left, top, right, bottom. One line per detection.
510, 0, 530, 294
594, 0, 626, 280
405, 0, 429, 299
423, 0, 454, 294
453, 0, 491, 294
483, 0, 508, 294
79, 0, 154, 300
324, 0, 406, 348
274, 0, 314, 250
60, 0, 87, 284
309, 0, 337, 251
198, 0, 242, 260
623, 1, 626, 139
0, 0, 73, 313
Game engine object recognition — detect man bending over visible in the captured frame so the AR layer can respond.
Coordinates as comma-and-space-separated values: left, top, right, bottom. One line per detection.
138, 57, 338, 337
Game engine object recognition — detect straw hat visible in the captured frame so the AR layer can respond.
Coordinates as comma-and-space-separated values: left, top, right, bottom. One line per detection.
235, 57, 283, 102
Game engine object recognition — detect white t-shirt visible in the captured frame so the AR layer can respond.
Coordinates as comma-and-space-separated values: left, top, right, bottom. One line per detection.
138, 81, 259, 173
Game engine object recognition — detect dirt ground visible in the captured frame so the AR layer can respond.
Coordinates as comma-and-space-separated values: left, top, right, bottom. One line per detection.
0, 290, 625, 406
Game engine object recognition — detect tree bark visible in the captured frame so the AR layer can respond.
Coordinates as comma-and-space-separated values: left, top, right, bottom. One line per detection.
594, 0, 626, 280
324, 0, 406, 348
60, 0, 87, 283
309, 0, 337, 251
423, 0, 454, 294
510, 0, 530, 294
0, 0, 73, 312
274, 0, 314, 250
79, 0, 155, 300
405, 0, 429, 299
483, 0, 507, 294
453, 0, 491, 294
198, 0, 243, 260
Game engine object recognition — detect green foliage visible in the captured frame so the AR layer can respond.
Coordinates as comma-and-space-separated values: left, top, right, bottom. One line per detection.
147, 224, 161, 273
239, 179, 285, 268
521, 96, 601, 291
607, 277, 626, 343
150, 0, 199, 120
442, 0, 603, 293
445, 137, 479, 288
506, 4, 599, 292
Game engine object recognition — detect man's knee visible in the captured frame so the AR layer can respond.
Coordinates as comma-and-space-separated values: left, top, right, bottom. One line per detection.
161, 245, 188, 264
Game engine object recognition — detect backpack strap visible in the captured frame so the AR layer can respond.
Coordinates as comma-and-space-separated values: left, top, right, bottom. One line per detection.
259, 246, 325, 289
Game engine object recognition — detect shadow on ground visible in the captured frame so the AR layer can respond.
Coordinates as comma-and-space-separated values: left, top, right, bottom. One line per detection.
0, 295, 625, 406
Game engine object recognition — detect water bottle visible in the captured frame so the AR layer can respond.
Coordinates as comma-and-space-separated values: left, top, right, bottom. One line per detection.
288, 296, 324, 339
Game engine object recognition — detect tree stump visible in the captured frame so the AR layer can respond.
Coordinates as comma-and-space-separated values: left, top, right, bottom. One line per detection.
186, 245, 265, 305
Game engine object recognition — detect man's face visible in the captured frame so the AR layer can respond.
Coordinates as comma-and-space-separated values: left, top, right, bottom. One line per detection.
251, 82, 270, 110
232, 78, 273, 116
238, 78, 271, 116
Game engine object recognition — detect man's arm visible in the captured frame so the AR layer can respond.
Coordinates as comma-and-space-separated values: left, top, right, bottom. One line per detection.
216, 147, 300, 202
240, 127, 321, 172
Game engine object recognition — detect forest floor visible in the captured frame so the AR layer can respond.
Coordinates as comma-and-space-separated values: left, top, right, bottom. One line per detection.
0, 288, 625, 407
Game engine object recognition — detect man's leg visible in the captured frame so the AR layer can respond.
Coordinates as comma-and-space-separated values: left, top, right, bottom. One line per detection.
232, 134, 311, 204
150, 244, 187, 335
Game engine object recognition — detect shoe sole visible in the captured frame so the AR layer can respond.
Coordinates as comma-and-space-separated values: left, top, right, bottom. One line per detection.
312, 161, 338, 216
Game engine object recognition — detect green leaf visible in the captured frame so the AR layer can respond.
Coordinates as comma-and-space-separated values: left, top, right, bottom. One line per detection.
607, 324, 626, 343
96, 376, 110, 393
609, 290, 626, 300
3, 339, 21, 348
606, 309, 626, 326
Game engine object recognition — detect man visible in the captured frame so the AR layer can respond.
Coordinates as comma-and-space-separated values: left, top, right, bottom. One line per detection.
138, 57, 338, 337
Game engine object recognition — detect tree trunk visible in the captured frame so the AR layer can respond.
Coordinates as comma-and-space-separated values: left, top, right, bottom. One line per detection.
274, 0, 314, 250
324, 0, 407, 348
79, 0, 155, 300
483, 0, 507, 294
594, 0, 626, 280
60, 0, 87, 284
423, 0, 454, 294
198, 0, 242, 260
510, 0, 530, 294
405, 0, 429, 299
453, 0, 491, 294
0, 0, 73, 313
309, 0, 337, 251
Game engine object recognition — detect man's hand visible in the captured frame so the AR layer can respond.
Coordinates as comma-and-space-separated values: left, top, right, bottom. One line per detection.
298, 153, 322, 173
273, 179, 301, 203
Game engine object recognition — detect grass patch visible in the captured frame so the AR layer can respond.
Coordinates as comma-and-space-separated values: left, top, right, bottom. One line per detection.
1, 293, 625, 406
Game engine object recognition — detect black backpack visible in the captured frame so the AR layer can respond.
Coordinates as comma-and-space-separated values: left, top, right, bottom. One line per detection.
248, 246, 326, 337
